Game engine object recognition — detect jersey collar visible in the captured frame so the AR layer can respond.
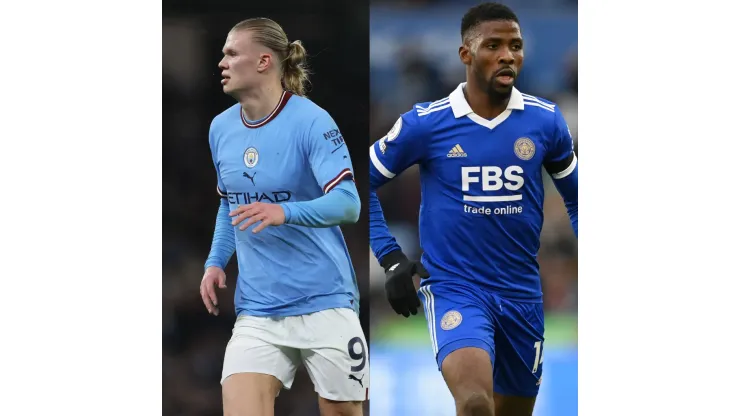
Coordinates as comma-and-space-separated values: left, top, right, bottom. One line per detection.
449, 82, 524, 129
241, 90, 293, 129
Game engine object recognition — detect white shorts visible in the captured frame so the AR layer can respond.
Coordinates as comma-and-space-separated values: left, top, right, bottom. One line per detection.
221, 307, 369, 402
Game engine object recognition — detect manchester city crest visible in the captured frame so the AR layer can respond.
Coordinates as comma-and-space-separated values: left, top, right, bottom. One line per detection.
244, 147, 259, 168
514, 137, 535, 161
440, 310, 463, 330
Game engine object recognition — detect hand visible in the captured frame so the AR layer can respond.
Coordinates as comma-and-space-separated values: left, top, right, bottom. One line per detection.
200, 266, 227, 316
381, 250, 422, 318
229, 202, 286, 233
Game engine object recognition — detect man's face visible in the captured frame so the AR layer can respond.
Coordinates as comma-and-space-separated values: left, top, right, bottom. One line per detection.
218, 30, 267, 95
461, 20, 524, 97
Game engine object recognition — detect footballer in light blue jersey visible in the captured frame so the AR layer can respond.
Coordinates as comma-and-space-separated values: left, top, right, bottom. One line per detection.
205, 19, 368, 410
369, 3, 577, 414
206, 90, 361, 317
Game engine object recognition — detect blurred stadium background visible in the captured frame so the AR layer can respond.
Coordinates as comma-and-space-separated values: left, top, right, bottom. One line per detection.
368, 1, 577, 415
162, 1, 369, 415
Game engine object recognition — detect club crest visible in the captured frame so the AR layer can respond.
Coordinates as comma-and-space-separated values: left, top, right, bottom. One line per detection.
514, 137, 535, 161
244, 147, 259, 168
440, 310, 463, 330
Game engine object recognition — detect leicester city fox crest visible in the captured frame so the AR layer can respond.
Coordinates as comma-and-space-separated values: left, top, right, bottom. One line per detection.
514, 137, 535, 161
440, 310, 463, 330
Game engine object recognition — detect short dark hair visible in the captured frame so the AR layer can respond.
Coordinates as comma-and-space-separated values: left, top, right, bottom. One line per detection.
461, 3, 520, 41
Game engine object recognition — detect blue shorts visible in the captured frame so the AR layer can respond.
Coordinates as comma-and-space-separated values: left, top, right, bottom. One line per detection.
418, 280, 545, 397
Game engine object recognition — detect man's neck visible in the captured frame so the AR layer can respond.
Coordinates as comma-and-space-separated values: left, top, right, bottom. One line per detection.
238, 82, 284, 122
464, 76, 510, 120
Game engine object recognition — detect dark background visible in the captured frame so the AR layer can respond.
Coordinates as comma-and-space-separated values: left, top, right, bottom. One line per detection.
163, 1, 369, 415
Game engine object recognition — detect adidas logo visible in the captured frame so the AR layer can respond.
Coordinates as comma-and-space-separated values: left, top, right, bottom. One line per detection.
447, 144, 467, 158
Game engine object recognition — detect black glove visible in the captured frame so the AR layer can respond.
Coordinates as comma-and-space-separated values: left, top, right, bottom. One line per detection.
381, 250, 422, 317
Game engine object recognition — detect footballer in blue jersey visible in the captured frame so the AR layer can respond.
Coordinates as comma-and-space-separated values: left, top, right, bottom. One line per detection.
369, 4, 577, 416
200, 18, 368, 415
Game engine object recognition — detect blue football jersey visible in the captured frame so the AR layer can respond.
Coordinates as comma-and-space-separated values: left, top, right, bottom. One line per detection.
370, 83, 577, 301
209, 91, 359, 316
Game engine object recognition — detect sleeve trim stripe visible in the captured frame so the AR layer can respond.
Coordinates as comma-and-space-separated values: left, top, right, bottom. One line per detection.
370, 145, 396, 179
323, 168, 353, 194
217, 186, 227, 198
551, 154, 578, 179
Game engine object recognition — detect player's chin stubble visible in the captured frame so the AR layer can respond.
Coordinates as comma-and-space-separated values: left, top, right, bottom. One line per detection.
472, 62, 512, 103
485, 74, 513, 104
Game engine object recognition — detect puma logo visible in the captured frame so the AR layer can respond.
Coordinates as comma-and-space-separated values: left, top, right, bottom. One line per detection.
242, 171, 256, 185
348, 374, 364, 387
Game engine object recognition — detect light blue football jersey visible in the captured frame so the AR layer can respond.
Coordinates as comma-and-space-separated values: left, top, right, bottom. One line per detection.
209, 91, 359, 316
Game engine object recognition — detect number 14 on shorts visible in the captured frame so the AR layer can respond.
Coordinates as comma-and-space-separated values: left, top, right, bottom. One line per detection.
532, 341, 544, 373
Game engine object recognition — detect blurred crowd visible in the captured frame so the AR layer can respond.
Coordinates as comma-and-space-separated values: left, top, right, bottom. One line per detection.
368, 0, 578, 333
163, 1, 369, 415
